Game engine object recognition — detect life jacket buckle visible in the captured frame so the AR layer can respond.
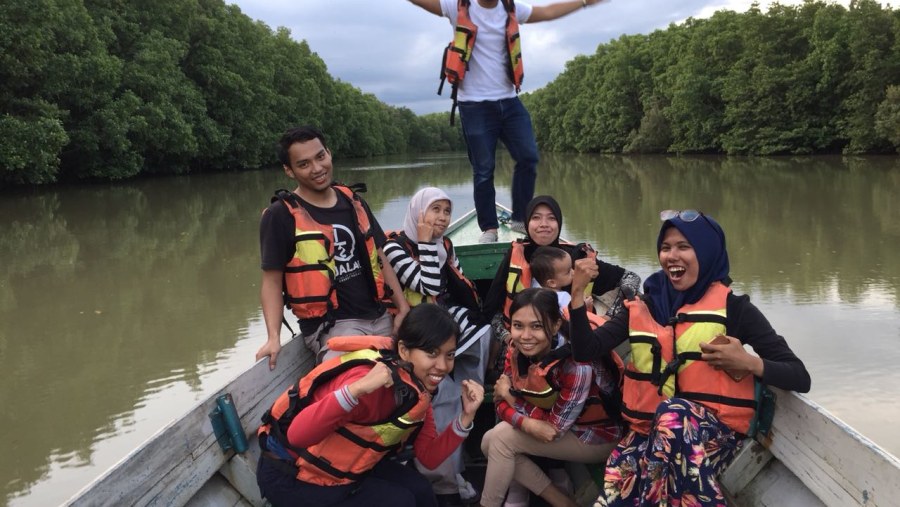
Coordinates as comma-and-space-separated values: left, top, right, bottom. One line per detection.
656, 357, 682, 395
668, 313, 687, 326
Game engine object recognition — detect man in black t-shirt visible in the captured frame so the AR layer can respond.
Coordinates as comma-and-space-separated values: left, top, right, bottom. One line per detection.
256, 126, 410, 368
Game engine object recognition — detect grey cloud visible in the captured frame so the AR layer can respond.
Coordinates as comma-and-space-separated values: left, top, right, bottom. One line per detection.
230, 0, 803, 114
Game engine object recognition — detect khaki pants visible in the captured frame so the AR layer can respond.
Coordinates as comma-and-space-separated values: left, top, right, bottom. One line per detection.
479, 421, 615, 507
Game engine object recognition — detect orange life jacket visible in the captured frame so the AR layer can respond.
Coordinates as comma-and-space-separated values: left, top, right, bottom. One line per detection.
258, 335, 431, 486
275, 185, 385, 321
502, 240, 532, 327
507, 336, 622, 427
438, 0, 524, 124
621, 282, 757, 435
382, 231, 480, 312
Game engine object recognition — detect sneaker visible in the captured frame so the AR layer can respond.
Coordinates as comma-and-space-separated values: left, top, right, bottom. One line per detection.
478, 229, 498, 243
457, 474, 480, 504
508, 220, 526, 234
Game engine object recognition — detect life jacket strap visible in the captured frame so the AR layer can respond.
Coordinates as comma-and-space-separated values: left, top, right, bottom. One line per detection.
280, 316, 296, 337
679, 391, 757, 409
449, 87, 459, 126
668, 313, 727, 325
621, 404, 655, 422
651, 343, 662, 387
296, 447, 367, 482
335, 427, 399, 453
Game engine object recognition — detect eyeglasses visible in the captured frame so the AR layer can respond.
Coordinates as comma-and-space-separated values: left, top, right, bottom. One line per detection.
660, 209, 724, 241
659, 209, 703, 222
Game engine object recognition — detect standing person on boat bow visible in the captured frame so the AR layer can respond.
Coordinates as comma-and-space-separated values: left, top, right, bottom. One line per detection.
256, 125, 410, 369
406, 0, 612, 244
568, 210, 811, 507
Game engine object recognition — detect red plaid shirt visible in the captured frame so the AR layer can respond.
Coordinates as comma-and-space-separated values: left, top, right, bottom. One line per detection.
495, 341, 622, 445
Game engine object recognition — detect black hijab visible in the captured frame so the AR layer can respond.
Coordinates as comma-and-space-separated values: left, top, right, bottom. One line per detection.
523, 195, 563, 260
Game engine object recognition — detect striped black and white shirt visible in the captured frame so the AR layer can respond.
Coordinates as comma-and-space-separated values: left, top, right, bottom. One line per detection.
383, 238, 487, 356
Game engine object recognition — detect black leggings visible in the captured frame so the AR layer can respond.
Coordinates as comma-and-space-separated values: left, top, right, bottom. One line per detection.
257, 456, 438, 507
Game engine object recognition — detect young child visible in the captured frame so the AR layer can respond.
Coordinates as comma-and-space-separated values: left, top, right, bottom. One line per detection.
529, 245, 594, 311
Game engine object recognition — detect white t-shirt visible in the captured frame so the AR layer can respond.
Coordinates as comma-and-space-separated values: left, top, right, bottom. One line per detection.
531, 279, 573, 310
440, 0, 533, 101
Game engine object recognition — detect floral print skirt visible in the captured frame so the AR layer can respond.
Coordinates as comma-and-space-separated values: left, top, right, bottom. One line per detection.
597, 398, 743, 507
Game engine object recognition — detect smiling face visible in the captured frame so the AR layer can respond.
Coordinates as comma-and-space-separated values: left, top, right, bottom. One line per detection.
425, 199, 452, 239
527, 204, 560, 246
282, 138, 333, 197
509, 304, 560, 359
659, 226, 699, 291
398, 335, 456, 392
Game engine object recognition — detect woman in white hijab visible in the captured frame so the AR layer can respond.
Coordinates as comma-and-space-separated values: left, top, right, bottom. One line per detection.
383, 187, 490, 504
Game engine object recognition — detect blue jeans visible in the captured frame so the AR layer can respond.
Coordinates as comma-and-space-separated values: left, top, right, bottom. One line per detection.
458, 97, 539, 231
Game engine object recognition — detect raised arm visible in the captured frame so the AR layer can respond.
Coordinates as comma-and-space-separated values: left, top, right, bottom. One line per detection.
407, 0, 444, 17
528, 0, 608, 23
569, 257, 628, 360
383, 239, 443, 296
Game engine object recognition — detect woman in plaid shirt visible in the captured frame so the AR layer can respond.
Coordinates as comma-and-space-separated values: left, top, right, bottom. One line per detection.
480, 288, 623, 507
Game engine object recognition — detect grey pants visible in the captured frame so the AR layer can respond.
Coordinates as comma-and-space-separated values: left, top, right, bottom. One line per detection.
415, 325, 491, 494
302, 312, 394, 363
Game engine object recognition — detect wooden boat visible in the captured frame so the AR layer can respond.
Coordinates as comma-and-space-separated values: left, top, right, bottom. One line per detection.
66, 204, 900, 507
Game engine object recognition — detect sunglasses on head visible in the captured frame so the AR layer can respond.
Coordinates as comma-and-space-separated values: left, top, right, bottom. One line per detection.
659, 209, 703, 222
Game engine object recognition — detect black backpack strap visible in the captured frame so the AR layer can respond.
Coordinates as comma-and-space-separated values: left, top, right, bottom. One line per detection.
343, 182, 367, 194
272, 188, 297, 205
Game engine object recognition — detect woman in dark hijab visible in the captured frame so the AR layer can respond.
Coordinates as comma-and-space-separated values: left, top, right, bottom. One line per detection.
642, 209, 731, 325
568, 210, 811, 507
481, 195, 641, 327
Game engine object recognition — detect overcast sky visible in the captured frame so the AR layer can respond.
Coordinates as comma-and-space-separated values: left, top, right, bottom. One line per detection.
229, 0, 850, 115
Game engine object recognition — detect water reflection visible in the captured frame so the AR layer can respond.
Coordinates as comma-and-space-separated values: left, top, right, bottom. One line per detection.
0, 176, 267, 504
533, 153, 900, 307
1, 153, 899, 505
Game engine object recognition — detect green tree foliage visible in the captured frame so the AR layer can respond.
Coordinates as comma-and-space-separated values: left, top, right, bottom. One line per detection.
0, 0, 461, 185
1, 0, 124, 182
624, 98, 671, 154
523, 54, 594, 152
876, 85, 900, 150
837, 0, 900, 153
0, 102, 69, 184
719, 4, 826, 154
528, 0, 900, 155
